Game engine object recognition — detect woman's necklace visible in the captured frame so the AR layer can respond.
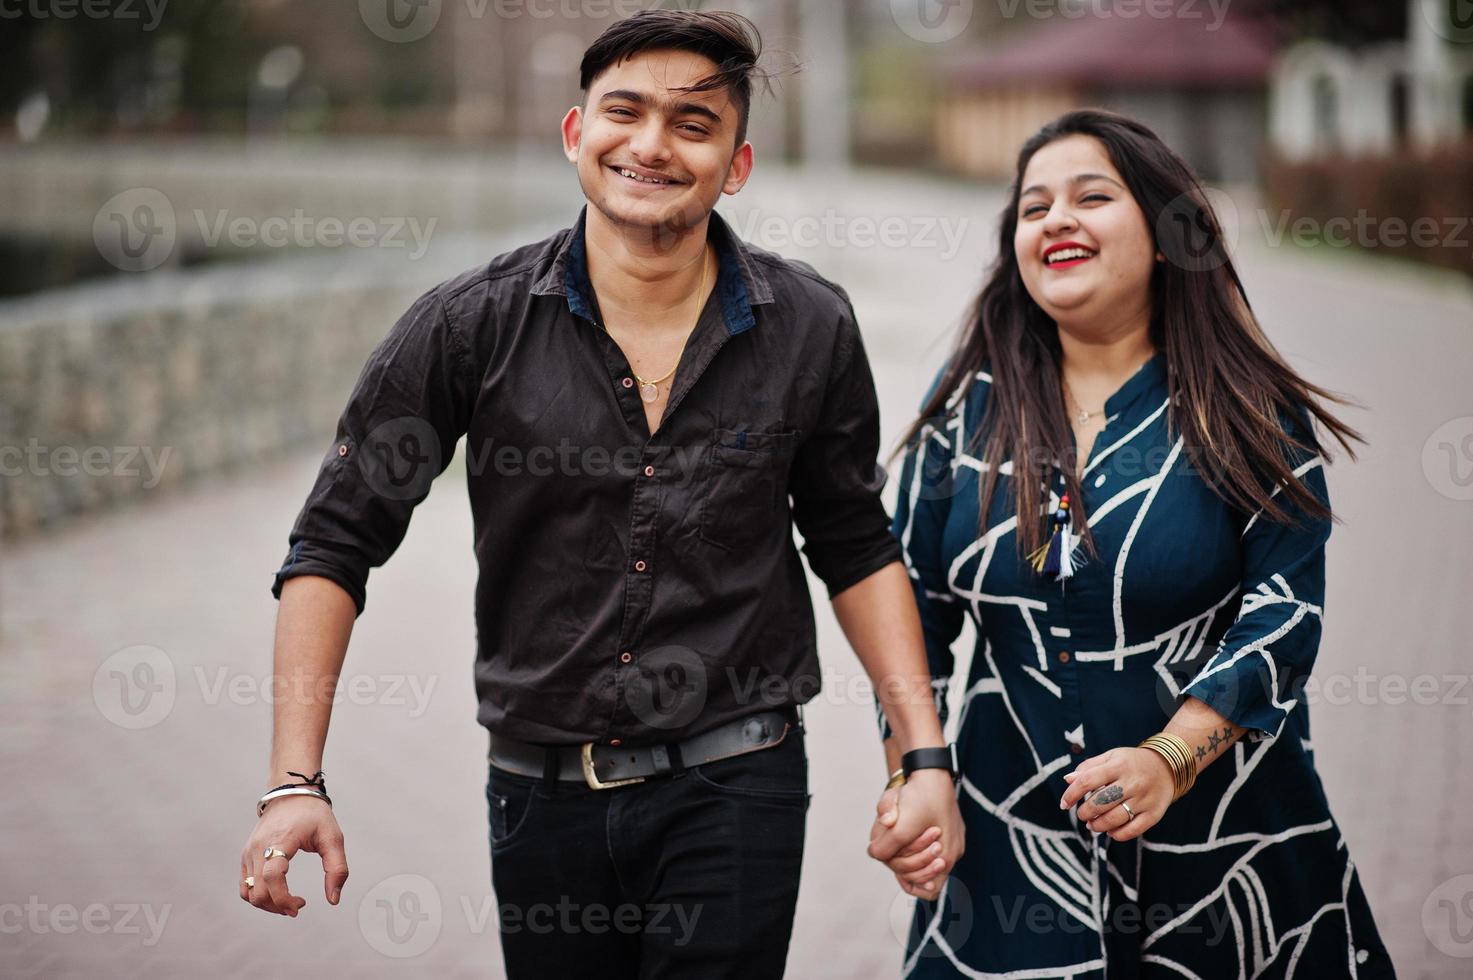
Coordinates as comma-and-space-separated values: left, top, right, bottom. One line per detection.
631, 247, 710, 405
1061, 352, 1155, 426
1061, 379, 1104, 426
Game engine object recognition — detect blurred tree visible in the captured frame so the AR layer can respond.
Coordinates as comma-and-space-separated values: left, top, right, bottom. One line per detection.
1, 0, 281, 133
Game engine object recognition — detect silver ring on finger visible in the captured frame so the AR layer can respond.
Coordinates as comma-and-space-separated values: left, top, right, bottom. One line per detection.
1120, 801, 1136, 822
263, 845, 289, 861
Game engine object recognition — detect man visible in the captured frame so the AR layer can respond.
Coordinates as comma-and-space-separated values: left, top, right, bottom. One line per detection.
239, 10, 961, 978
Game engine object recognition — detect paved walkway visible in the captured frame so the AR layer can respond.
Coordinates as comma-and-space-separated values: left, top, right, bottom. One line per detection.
3, 168, 1472, 977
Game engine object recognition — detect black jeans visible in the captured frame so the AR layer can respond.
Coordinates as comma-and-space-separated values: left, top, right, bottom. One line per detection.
486, 722, 810, 979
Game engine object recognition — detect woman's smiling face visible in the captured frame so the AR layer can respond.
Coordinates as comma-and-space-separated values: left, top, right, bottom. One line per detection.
1013, 134, 1159, 329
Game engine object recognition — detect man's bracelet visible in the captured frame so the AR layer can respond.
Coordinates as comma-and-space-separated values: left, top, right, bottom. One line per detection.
885, 768, 907, 791
257, 786, 332, 816
256, 770, 332, 817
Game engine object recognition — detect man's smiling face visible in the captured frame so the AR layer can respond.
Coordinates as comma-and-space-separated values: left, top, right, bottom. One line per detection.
563, 48, 753, 236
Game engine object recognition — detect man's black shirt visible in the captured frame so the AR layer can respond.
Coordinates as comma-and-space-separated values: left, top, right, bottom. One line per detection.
271, 208, 901, 744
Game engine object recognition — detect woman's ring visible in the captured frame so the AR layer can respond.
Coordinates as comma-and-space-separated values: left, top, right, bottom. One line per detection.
244, 876, 256, 888
1120, 801, 1136, 822
263, 846, 289, 861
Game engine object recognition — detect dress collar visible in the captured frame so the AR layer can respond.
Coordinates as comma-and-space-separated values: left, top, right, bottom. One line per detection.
1103, 348, 1169, 420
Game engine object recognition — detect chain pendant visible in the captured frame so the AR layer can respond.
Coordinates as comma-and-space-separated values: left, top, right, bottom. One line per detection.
639, 382, 660, 404
1076, 409, 1090, 425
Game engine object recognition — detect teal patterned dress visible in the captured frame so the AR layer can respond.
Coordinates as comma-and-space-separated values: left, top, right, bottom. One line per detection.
879, 351, 1394, 979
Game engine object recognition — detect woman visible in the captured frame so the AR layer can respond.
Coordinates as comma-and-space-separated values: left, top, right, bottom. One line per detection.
874, 110, 1394, 977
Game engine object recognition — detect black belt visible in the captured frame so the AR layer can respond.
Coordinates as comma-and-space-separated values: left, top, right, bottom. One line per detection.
488, 706, 799, 790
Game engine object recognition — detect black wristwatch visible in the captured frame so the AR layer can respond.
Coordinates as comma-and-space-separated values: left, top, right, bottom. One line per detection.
900, 743, 960, 783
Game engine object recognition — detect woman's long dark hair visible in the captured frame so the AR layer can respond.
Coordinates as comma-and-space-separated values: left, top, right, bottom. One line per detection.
896, 109, 1362, 559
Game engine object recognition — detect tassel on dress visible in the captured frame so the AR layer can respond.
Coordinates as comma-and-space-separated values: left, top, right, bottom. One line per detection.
1029, 493, 1080, 580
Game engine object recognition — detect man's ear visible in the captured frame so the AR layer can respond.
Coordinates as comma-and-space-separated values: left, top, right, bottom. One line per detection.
722, 141, 755, 196
561, 106, 583, 165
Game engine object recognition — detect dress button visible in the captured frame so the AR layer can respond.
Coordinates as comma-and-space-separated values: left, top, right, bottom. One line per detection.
619, 651, 633, 664
634, 560, 647, 572
610, 739, 622, 747
621, 377, 634, 388
337, 444, 349, 457
1058, 651, 1071, 664
644, 465, 655, 477
1069, 743, 1084, 755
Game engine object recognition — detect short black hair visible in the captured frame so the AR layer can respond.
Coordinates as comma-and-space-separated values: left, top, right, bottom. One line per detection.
579, 9, 764, 147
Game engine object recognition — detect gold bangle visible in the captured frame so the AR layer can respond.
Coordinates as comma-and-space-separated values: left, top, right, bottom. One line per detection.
885, 768, 907, 791
1139, 732, 1198, 801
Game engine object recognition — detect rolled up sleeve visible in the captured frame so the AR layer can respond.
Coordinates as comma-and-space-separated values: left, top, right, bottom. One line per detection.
270, 287, 474, 615
789, 301, 902, 599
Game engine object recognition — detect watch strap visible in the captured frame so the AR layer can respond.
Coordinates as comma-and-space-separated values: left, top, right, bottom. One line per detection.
900, 744, 958, 781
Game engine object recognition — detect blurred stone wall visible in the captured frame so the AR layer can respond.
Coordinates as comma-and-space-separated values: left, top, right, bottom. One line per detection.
0, 265, 424, 539
0, 142, 576, 540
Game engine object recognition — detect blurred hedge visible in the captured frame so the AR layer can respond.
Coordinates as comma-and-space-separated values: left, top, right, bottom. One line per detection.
1262, 144, 1473, 279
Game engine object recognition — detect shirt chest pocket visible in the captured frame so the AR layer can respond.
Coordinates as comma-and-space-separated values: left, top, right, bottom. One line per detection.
697, 427, 800, 552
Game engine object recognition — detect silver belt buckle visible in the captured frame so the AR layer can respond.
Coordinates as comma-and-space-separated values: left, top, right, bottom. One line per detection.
580, 742, 646, 790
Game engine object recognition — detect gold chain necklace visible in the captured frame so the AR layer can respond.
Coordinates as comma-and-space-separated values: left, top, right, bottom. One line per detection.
631, 247, 709, 405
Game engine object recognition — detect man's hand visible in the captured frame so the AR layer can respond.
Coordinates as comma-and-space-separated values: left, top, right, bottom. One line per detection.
867, 769, 964, 899
239, 797, 350, 916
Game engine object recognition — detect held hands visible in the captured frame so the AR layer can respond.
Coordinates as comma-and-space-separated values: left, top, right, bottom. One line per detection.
1058, 746, 1175, 842
239, 797, 350, 917
867, 769, 965, 899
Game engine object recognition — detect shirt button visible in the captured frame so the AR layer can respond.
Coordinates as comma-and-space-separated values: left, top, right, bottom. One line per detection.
634, 560, 647, 572
1069, 742, 1084, 755
337, 444, 349, 457
1058, 651, 1071, 664
610, 738, 622, 747
621, 377, 634, 389
619, 651, 633, 664
643, 465, 655, 477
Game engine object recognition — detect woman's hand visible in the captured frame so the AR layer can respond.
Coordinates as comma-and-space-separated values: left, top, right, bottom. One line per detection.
1058, 746, 1175, 842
